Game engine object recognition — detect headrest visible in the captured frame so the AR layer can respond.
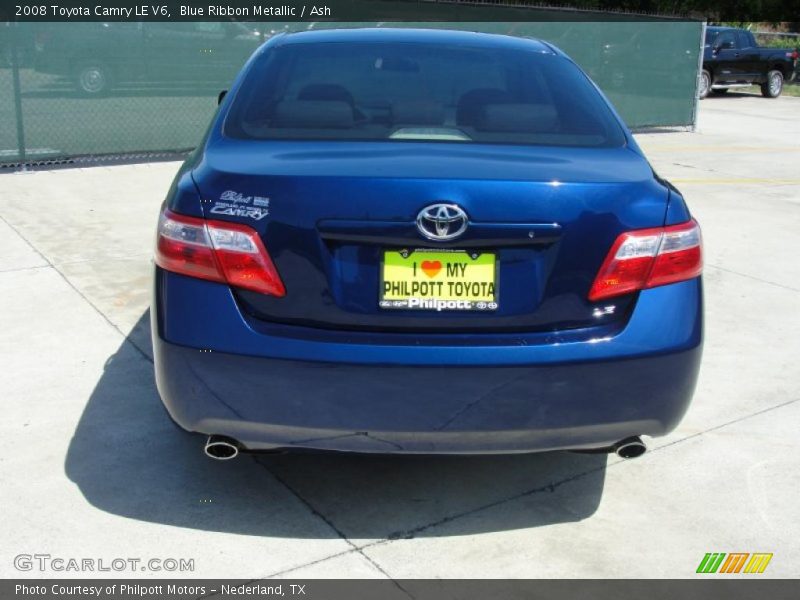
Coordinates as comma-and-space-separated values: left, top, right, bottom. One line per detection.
456, 88, 513, 126
475, 103, 559, 133
272, 100, 355, 129
297, 84, 356, 107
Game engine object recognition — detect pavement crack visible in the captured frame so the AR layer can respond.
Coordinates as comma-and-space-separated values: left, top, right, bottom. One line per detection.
647, 396, 799, 456
671, 161, 720, 173
203, 392, 800, 581
708, 264, 800, 293
381, 460, 604, 543
253, 456, 413, 596
0, 214, 153, 364
361, 396, 800, 547
259, 548, 360, 579
0, 263, 51, 274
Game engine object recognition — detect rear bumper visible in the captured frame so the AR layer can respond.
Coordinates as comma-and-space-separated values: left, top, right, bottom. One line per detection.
152, 270, 703, 454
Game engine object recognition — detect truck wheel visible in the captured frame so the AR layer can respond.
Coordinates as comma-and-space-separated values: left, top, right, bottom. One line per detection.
74, 61, 111, 96
698, 70, 711, 99
761, 70, 783, 98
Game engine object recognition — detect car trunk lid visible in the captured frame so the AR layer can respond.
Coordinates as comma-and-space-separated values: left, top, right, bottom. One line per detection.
192, 140, 668, 333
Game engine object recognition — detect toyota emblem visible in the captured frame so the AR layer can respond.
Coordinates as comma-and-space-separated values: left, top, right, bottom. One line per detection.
416, 204, 469, 241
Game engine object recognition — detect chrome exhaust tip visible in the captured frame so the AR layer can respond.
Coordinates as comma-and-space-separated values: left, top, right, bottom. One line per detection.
613, 436, 647, 459
204, 435, 240, 460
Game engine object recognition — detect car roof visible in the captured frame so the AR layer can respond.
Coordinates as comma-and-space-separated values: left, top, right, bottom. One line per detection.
272, 27, 556, 55
706, 26, 736, 33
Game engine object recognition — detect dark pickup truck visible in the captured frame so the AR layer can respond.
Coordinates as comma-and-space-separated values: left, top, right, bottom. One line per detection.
700, 26, 798, 98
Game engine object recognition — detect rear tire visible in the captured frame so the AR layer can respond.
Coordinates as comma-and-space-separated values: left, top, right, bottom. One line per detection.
74, 61, 112, 96
698, 70, 711, 99
761, 70, 783, 98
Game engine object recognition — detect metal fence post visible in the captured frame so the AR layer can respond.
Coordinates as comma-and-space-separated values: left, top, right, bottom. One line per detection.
691, 21, 707, 132
10, 20, 27, 165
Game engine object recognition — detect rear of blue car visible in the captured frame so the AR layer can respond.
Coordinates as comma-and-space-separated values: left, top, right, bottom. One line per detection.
151, 29, 703, 457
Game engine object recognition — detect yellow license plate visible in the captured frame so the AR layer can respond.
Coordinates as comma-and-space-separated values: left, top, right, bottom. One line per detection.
380, 249, 498, 311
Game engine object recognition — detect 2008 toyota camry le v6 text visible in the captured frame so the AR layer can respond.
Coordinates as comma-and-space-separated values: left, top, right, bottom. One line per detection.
151, 28, 703, 460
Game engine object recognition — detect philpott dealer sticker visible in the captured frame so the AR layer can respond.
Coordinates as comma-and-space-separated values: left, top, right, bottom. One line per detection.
209, 190, 270, 220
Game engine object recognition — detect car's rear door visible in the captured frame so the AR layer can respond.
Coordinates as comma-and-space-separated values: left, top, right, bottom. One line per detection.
712, 31, 747, 83
735, 31, 762, 81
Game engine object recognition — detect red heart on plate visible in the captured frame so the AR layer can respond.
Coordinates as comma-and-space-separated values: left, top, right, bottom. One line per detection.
421, 260, 442, 278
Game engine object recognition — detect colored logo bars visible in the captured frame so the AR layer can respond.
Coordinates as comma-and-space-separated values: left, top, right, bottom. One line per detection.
696, 553, 773, 574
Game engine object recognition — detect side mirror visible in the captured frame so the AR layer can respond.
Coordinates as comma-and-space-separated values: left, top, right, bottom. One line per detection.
218, 90, 227, 105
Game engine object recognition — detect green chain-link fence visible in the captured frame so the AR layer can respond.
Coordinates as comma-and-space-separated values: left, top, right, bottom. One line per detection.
1, 20, 703, 166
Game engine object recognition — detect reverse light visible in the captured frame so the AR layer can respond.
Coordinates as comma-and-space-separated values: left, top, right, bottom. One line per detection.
588, 219, 702, 302
155, 209, 285, 297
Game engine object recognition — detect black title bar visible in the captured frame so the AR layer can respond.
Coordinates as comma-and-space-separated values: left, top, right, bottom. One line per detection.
2, 0, 797, 22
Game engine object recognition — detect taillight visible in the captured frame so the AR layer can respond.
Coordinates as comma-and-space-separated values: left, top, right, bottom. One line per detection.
588, 219, 702, 302
155, 209, 285, 297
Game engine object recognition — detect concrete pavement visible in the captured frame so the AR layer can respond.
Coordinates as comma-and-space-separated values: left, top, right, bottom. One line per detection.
1, 92, 798, 580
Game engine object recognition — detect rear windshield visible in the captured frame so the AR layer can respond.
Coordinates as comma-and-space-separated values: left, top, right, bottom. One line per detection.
225, 41, 626, 148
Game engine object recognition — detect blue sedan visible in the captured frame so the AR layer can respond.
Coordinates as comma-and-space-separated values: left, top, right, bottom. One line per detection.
152, 28, 703, 460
